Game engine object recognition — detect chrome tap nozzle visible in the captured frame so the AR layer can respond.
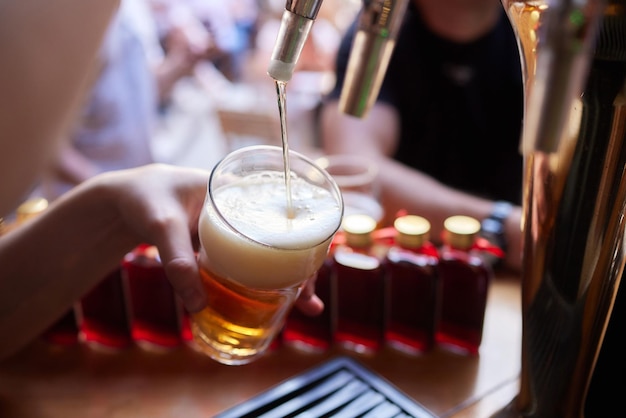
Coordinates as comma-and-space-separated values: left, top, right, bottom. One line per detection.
267, 0, 326, 82
339, 0, 409, 118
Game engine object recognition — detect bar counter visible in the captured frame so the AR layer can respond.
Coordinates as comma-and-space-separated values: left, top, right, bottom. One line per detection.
0, 272, 521, 418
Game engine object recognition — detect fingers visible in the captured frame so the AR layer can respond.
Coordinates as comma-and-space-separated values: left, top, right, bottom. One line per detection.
294, 274, 324, 317
154, 217, 207, 313
100, 165, 209, 313
294, 293, 324, 317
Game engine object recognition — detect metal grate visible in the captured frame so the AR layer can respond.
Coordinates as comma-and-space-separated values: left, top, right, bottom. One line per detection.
215, 356, 436, 418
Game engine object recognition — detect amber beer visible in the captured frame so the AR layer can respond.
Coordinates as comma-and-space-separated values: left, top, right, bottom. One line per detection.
191, 146, 343, 365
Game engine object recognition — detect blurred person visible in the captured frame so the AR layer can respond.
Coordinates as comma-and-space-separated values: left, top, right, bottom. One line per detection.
157, 0, 259, 82
37, 0, 210, 201
320, 0, 524, 271
0, 0, 323, 362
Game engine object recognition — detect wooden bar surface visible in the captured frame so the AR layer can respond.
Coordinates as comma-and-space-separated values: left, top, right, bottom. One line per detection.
0, 272, 521, 418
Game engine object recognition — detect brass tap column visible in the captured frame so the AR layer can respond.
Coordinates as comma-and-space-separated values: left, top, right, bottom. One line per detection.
495, 0, 626, 416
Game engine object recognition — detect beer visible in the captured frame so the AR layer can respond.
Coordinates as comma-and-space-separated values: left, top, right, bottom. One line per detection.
315, 154, 384, 225
192, 147, 343, 365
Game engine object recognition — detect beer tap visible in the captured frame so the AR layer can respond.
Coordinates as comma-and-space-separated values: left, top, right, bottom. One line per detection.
338, 0, 409, 118
267, 0, 409, 118
267, 0, 626, 415
267, 0, 326, 82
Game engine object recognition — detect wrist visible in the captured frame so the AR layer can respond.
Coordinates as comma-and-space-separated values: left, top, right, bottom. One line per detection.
480, 201, 513, 261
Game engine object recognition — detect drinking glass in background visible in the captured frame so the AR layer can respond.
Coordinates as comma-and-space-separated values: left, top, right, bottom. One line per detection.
315, 154, 383, 226
192, 145, 344, 365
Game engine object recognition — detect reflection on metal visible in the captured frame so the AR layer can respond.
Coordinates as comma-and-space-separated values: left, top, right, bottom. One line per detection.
495, 0, 626, 416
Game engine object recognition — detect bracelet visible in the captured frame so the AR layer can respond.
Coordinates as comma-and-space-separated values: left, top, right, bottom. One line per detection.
480, 201, 513, 254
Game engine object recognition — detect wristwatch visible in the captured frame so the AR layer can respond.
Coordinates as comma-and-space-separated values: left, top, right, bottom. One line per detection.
480, 201, 513, 254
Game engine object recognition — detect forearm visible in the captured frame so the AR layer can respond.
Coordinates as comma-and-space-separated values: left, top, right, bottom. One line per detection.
321, 102, 492, 227
377, 157, 493, 231
320, 101, 522, 271
320, 101, 400, 157
377, 157, 522, 271
0, 178, 139, 360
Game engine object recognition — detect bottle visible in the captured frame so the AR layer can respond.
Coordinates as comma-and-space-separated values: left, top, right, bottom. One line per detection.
122, 244, 184, 351
15, 197, 49, 224
282, 257, 334, 352
75, 267, 132, 351
179, 308, 195, 346
17, 197, 81, 347
333, 214, 386, 354
41, 310, 80, 346
436, 215, 493, 355
179, 252, 199, 348
384, 215, 439, 355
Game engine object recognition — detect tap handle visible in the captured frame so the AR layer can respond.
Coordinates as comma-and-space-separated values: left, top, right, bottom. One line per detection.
286, 0, 324, 20
267, 0, 326, 82
339, 0, 410, 118
520, 0, 606, 154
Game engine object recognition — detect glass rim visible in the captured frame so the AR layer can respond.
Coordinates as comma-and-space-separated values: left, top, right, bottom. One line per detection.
208, 145, 344, 250
314, 154, 379, 189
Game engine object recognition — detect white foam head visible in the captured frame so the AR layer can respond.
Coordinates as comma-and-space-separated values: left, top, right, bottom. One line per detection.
199, 172, 342, 289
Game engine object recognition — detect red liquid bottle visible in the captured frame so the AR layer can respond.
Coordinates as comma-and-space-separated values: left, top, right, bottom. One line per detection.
436, 216, 493, 355
384, 215, 440, 355
333, 214, 386, 354
16, 197, 80, 347
180, 310, 194, 344
123, 244, 184, 351
179, 251, 201, 349
41, 309, 80, 346
75, 267, 132, 351
282, 258, 333, 352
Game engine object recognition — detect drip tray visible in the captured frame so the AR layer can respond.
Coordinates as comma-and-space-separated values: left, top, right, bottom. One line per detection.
215, 356, 436, 418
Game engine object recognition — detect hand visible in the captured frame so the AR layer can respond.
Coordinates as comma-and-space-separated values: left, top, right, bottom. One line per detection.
162, 26, 210, 77
97, 164, 210, 313
103, 165, 326, 316
294, 273, 324, 317
155, 26, 213, 104
0, 164, 211, 360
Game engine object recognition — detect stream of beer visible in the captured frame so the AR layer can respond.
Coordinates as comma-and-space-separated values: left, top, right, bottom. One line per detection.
275, 79, 295, 219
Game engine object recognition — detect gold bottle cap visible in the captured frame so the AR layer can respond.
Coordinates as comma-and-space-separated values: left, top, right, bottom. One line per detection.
443, 215, 481, 250
16, 197, 49, 224
394, 215, 430, 248
342, 214, 376, 248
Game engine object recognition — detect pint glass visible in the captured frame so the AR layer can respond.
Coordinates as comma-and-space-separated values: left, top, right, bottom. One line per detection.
315, 154, 384, 225
191, 145, 344, 365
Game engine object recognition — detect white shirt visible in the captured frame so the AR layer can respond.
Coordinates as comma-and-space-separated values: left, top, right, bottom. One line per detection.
43, 0, 162, 198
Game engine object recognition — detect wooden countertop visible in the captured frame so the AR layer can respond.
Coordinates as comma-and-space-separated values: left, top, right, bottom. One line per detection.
0, 272, 521, 418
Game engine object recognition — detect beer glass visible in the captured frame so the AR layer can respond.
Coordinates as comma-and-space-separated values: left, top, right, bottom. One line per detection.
315, 154, 384, 225
191, 145, 344, 365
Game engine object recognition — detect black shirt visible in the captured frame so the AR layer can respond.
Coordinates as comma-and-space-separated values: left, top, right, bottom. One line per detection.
327, 6, 524, 205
